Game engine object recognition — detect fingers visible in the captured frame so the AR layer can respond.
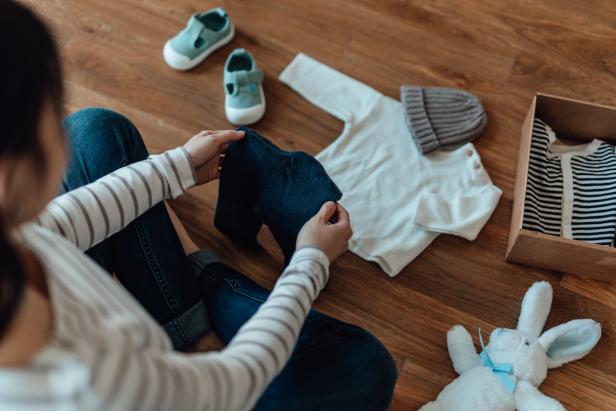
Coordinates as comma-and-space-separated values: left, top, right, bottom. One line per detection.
317, 201, 337, 223
211, 130, 245, 144
195, 130, 243, 142
334, 203, 350, 226
333, 203, 352, 240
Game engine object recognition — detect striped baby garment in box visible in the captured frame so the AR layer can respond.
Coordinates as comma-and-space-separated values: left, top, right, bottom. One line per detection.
523, 118, 616, 246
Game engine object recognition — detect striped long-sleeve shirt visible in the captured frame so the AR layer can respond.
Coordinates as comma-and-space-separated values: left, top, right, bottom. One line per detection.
0, 147, 330, 411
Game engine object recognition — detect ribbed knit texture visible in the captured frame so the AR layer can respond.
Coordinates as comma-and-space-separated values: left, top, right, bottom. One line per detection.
214, 127, 342, 264
400, 85, 487, 154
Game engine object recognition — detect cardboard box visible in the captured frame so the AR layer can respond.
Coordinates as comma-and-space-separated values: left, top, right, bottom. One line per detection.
506, 93, 616, 281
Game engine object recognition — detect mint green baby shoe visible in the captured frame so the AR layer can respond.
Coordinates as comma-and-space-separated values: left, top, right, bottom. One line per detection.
163, 8, 234, 71
224, 49, 266, 125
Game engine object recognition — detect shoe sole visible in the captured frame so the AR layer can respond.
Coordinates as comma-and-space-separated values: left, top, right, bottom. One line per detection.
163, 23, 236, 71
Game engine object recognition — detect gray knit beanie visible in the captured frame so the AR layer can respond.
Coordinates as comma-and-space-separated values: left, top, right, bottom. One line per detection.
400, 85, 487, 154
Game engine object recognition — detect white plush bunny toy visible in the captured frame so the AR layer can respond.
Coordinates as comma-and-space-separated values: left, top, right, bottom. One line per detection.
420, 281, 601, 411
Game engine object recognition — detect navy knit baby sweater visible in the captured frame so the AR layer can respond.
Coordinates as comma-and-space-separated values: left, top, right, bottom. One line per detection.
214, 127, 342, 264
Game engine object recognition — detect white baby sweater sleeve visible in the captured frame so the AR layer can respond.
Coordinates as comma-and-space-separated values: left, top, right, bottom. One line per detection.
412, 184, 502, 240
279, 53, 381, 123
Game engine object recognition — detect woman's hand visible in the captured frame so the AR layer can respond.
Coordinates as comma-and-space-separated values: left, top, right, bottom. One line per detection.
183, 130, 245, 185
296, 201, 352, 263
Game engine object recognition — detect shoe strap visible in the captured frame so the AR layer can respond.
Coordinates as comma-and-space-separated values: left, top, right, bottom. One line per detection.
225, 69, 264, 92
186, 13, 226, 49
187, 14, 206, 41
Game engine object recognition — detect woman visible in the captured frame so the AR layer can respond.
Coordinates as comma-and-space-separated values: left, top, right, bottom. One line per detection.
0, 1, 397, 410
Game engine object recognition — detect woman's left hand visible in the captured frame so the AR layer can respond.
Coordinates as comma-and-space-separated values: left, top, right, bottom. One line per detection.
183, 130, 245, 185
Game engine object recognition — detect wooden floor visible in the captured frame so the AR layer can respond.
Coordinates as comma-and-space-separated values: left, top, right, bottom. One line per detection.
25, 0, 616, 409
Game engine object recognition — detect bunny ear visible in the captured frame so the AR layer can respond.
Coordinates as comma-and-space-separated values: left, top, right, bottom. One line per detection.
517, 281, 553, 338
538, 319, 601, 369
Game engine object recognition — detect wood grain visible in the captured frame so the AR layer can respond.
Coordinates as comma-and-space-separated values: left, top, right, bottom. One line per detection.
21, 0, 616, 409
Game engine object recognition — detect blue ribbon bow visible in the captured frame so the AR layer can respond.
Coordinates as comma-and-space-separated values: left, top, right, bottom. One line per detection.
478, 329, 517, 393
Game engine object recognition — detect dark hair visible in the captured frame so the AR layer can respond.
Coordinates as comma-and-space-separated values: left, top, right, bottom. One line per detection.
0, 0, 64, 338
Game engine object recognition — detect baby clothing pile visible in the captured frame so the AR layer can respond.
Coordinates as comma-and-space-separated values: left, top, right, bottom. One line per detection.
163, 8, 503, 277
523, 118, 616, 246
280, 54, 502, 276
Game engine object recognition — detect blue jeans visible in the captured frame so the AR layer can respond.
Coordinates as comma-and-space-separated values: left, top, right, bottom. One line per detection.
61, 108, 397, 411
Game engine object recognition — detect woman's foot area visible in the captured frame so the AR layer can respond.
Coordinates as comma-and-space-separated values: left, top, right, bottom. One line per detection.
198, 261, 397, 410
253, 323, 398, 411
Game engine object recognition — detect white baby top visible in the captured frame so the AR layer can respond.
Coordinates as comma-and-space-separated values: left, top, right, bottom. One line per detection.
279, 53, 502, 277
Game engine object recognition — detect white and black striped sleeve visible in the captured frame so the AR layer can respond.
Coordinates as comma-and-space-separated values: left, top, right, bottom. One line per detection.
91, 247, 330, 411
36, 147, 196, 251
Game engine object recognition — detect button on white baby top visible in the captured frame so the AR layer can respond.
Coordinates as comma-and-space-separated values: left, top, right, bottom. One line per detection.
279, 53, 502, 277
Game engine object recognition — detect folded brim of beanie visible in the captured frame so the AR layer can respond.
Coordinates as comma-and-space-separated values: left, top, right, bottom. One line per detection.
400, 85, 488, 155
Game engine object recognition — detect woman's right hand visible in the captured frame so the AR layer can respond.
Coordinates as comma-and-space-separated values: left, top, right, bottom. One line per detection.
183, 130, 245, 185
296, 202, 352, 263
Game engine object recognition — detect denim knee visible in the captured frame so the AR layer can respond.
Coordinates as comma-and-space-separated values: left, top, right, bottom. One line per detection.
63, 108, 148, 178
345, 326, 398, 409
256, 322, 399, 411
